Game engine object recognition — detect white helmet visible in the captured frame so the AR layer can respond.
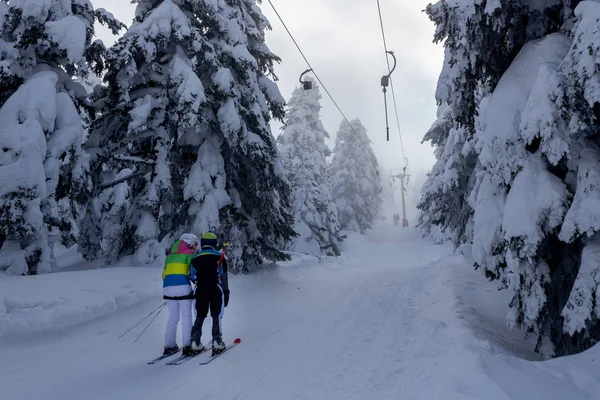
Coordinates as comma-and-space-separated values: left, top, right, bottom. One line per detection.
179, 233, 199, 248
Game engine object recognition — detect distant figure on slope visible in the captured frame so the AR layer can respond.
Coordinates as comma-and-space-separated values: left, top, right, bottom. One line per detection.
393, 214, 400, 226
162, 233, 198, 357
190, 232, 230, 356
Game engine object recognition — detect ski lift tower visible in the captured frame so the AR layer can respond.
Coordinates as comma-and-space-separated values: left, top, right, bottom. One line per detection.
391, 161, 410, 227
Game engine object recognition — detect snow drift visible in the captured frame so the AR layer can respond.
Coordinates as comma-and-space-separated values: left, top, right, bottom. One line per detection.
0, 268, 161, 338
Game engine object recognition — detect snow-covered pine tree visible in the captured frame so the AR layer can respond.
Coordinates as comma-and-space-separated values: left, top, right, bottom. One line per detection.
83, 0, 209, 265
278, 78, 343, 257
84, 0, 294, 272
330, 119, 382, 234
420, 0, 600, 356
418, 0, 568, 247
79, 169, 133, 264
417, 101, 477, 245
0, 0, 123, 275
554, 1, 600, 353
187, 0, 295, 272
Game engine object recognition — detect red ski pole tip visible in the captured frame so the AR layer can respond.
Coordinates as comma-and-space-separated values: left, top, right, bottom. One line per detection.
233, 338, 242, 344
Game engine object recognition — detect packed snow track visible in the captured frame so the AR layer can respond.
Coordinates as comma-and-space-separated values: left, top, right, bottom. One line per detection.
3, 226, 600, 400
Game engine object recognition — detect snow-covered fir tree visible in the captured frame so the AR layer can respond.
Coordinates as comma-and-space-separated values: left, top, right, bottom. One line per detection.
278, 79, 343, 257
83, 0, 294, 272
418, 0, 571, 246
417, 101, 477, 244
419, 0, 600, 356
83, 0, 204, 265
192, 0, 295, 272
554, 1, 600, 353
0, 0, 122, 275
330, 119, 382, 234
79, 169, 133, 264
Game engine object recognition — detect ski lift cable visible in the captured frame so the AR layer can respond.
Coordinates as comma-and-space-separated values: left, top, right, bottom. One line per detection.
266, 0, 381, 167
376, 0, 407, 163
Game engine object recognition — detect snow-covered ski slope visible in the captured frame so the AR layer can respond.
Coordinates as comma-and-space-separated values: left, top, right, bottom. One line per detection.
1, 225, 600, 400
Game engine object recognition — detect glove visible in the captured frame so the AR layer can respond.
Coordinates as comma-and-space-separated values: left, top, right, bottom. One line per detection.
224, 290, 230, 307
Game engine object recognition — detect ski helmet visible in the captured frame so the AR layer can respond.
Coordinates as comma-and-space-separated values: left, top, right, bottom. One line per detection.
179, 233, 199, 248
200, 232, 218, 248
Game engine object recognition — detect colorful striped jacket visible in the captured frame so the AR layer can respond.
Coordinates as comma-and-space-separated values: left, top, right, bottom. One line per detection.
162, 240, 195, 288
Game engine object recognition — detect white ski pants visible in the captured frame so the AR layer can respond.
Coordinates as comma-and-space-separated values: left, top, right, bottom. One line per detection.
164, 285, 193, 348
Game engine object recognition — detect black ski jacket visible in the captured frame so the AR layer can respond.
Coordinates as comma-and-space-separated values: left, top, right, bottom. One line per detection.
190, 246, 229, 294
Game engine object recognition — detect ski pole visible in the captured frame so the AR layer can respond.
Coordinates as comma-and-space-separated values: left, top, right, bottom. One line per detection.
118, 301, 166, 339
218, 242, 230, 266
134, 303, 166, 342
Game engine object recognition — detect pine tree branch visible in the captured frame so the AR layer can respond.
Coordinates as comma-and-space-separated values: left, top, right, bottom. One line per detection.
95, 152, 156, 165
111, 154, 156, 164
99, 170, 146, 191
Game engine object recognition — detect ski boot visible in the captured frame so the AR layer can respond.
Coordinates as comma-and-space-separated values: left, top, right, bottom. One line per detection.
191, 329, 204, 352
212, 335, 226, 356
181, 345, 193, 357
192, 339, 204, 353
163, 346, 179, 356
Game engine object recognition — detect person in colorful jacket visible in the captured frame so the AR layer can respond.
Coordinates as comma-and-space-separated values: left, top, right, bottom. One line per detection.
190, 232, 230, 355
162, 233, 198, 356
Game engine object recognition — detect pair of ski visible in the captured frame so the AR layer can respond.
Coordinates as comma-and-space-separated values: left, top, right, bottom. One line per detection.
148, 338, 241, 365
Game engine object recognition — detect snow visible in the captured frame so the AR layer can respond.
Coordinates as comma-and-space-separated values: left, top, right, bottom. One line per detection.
214, 67, 235, 93
0, 241, 27, 276
0, 2, 8, 24
2, 224, 600, 399
566, 1, 600, 108
133, 240, 163, 267
128, 95, 154, 132
560, 148, 600, 242
561, 235, 600, 335
502, 154, 568, 258
477, 33, 571, 186
0, 70, 58, 134
0, 69, 87, 274
217, 98, 242, 139
9, 0, 65, 19
435, 47, 461, 105
484, 0, 501, 14
0, 119, 46, 198
519, 62, 569, 165
136, 212, 159, 241
259, 75, 286, 107
0, 267, 161, 338
124, 0, 194, 64
46, 91, 84, 192
224, 43, 258, 70
170, 49, 206, 129
45, 15, 87, 63
471, 172, 505, 269
185, 136, 231, 234
128, 0, 192, 40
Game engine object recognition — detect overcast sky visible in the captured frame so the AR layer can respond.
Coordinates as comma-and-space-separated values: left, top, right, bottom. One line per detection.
92, 0, 443, 181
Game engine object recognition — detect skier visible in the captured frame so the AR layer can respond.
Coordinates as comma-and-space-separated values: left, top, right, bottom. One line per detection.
162, 233, 198, 357
190, 232, 230, 355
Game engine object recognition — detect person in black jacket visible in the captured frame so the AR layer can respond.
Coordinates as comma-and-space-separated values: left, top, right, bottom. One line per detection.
189, 232, 230, 355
